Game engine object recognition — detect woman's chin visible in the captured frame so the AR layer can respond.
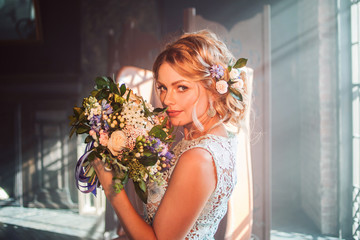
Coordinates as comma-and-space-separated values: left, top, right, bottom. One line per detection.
168, 119, 185, 127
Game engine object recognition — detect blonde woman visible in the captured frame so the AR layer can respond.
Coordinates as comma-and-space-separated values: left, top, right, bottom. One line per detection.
93, 30, 251, 240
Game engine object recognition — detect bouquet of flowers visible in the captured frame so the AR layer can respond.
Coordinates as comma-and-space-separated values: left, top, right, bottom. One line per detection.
69, 76, 175, 203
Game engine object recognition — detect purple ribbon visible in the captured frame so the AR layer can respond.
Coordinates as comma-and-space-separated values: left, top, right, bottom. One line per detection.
75, 141, 99, 196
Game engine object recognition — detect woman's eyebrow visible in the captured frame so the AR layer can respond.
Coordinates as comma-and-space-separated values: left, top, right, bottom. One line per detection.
157, 79, 190, 86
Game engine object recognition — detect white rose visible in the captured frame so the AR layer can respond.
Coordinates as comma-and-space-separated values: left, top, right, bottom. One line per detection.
107, 130, 127, 156
232, 79, 244, 90
229, 68, 240, 80
216, 80, 228, 94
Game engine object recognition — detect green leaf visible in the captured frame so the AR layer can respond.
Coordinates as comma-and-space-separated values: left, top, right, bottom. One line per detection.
113, 182, 124, 193
126, 89, 131, 101
169, 126, 174, 135
79, 111, 86, 122
161, 116, 168, 127
94, 151, 102, 159
139, 155, 158, 166
142, 149, 153, 157
69, 126, 76, 138
96, 89, 109, 100
113, 103, 121, 111
120, 84, 126, 96
73, 107, 82, 118
153, 107, 167, 114
229, 87, 243, 101
91, 90, 99, 97
141, 98, 150, 115
122, 172, 129, 185
110, 81, 120, 95
233, 58, 248, 69
87, 151, 96, 161
149, 125, 167, 139
85, 135, 93, 143
134, 180, 148, 203
114, 94, 124, 104
76, 125, 90, 134
139, 179, 146, 192
227, 65, 232, 72
95, 76, 109, 89
69, 115, 77, 126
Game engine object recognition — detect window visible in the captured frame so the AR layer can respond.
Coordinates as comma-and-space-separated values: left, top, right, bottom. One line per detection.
351, 0, 360, 238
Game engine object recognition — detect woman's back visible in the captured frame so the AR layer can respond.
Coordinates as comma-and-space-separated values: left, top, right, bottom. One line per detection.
145, 134, 238, 239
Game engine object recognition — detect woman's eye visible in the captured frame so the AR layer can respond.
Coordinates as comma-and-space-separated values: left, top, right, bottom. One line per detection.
178, 85, 188, 91
157, 85, 167, 92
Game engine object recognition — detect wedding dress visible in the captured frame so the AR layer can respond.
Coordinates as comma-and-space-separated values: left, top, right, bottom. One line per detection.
144, 134, 238, 239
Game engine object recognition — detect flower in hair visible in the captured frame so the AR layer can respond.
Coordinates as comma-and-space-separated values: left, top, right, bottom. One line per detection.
210, 65, 225, 80
232, 79, 244, 90
216, 80, 228, 94
227, 58, 248, 101
230, 67, 247, 91
209, 58, 248, 98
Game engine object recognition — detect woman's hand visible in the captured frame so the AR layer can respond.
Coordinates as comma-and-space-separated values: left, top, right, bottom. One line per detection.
91, 158, 116, 197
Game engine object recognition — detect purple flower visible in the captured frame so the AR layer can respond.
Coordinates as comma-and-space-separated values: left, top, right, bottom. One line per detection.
210, 65, 225, 80
89, 115, 101, 132
104, 121, 110, 131
164, 151, 174, 160
101, 99, 113, 115
89, 115, 101, 126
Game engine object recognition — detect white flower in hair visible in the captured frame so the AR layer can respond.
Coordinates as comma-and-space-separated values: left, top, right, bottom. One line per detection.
216, 80, 228, 94
229, 68, 240, 80
232, 79, 244, 90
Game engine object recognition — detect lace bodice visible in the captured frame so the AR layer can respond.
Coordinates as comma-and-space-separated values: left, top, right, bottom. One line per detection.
144, 134, 238, 239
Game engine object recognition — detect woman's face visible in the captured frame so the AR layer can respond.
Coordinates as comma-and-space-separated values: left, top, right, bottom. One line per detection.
156, 62, 209, 128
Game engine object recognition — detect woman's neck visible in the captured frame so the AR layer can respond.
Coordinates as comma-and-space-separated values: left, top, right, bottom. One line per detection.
183, 115, 228, 140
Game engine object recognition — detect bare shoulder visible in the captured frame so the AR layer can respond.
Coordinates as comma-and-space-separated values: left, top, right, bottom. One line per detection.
177, 147, 215, 172
170, 147, 217, 190
153, 147, 217, 238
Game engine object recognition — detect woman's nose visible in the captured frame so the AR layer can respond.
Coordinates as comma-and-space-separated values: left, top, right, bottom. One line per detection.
162, 91, 175, 106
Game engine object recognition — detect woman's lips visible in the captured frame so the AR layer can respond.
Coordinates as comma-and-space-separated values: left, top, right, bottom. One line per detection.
167, 110, 182, 117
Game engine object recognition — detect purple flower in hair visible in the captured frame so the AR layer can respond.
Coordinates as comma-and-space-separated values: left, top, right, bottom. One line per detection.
210, 65, 225, 80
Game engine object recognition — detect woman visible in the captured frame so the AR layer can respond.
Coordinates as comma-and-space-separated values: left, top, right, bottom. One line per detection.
93, 30, 250, 239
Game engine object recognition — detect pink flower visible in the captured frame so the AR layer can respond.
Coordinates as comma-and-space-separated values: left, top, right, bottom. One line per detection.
107, 131, 127, 156
99, 131, 109, 147
216, 80, 228, 94
89, 130, 97, 140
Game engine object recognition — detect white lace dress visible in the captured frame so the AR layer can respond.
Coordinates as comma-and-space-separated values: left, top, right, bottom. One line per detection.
144, 134, 238, 239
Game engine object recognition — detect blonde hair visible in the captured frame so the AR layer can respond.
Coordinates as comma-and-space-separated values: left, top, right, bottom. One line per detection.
153, 30, 251, 133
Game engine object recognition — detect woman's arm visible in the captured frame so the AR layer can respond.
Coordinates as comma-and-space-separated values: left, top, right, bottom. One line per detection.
92, 159, 157, 239
92, 147, 217, 240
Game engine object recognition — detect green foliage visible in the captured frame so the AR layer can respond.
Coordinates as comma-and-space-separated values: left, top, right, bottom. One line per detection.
233, 58, 248, 69
153, 107, 167, 114
149, 125, 167, 140
120, 83, 126, 96
139, 155, 158, 166
134, 180, 148, 203
229, 87, 243, 101
95, 76, 109, 89
76, 125, 90, 134
85, 135, 93, 143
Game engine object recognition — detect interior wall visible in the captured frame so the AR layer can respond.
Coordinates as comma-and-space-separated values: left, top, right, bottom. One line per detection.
0, 0, 81, 205
270, 0, 301, 218
270, 0, 339, 236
